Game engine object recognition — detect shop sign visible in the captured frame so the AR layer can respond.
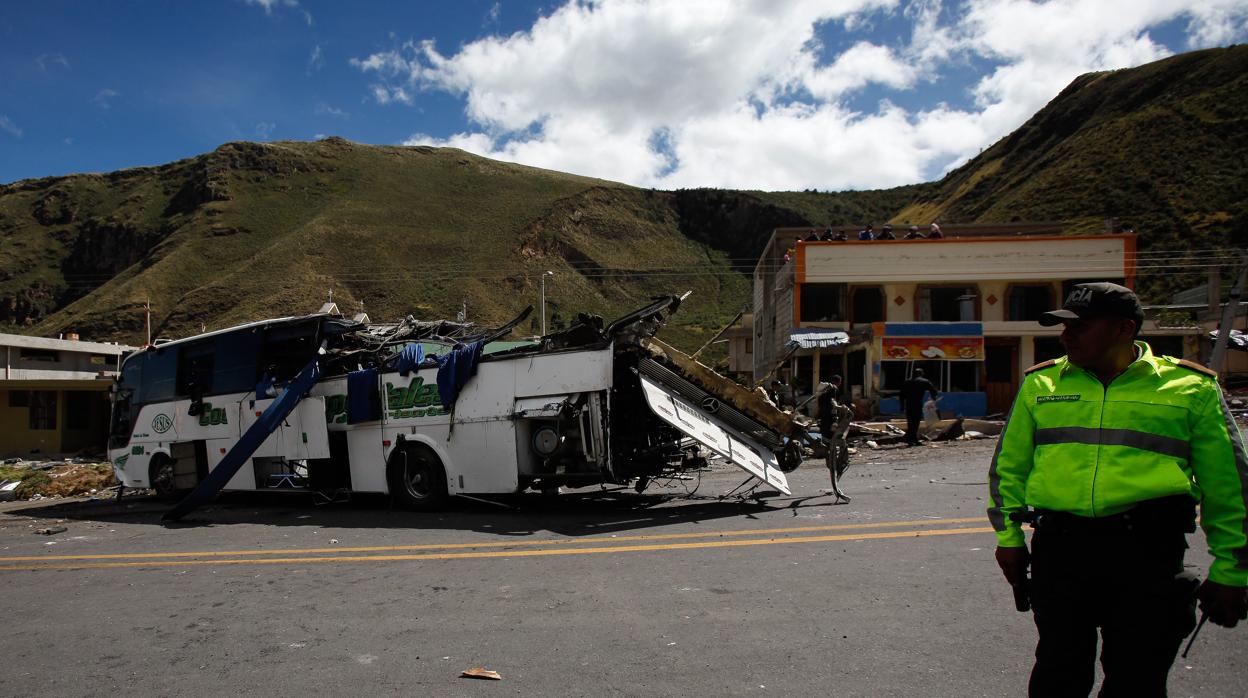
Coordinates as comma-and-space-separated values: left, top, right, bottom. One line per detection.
882, 337, 983, 361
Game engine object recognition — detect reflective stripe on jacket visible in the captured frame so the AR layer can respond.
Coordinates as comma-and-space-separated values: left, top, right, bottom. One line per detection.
987, 341, 1248, 587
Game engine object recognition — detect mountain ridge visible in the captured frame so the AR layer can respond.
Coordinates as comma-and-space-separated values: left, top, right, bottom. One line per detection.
2, 45, 1245, 355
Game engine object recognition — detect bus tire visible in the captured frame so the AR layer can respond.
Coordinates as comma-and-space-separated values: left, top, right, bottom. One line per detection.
148, 454, 178, 499
387, 443, 448, 511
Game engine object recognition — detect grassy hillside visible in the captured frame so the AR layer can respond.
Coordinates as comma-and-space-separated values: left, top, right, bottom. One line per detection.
0, 138, 908, 355
900, 44, 1248, 298
2, 45, 1244, 352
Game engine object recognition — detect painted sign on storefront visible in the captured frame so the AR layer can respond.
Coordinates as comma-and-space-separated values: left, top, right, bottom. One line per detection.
882, 336, 984, 361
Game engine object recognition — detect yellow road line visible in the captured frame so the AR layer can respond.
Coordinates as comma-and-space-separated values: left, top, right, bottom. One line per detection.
0, 526, 995, 572
0, 516, 987, 563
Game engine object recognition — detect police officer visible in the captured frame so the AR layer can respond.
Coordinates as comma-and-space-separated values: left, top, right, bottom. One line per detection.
988, 282, 1248, 696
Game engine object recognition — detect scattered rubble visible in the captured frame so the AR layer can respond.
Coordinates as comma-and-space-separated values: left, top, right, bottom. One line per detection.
0, 461, 117, 501
461, 668, 503, 680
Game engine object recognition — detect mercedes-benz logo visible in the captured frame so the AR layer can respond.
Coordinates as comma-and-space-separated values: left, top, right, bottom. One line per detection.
701, 397, 720, 414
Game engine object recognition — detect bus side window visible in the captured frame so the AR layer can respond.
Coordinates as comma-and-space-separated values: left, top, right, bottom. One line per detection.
177, 341, 215, 399
262, 323, 320, 383
214, 329, 261, 395
143, 348, 178, 404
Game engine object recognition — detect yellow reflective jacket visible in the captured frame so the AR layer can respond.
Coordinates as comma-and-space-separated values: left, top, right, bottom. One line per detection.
988, 341, 1248, 587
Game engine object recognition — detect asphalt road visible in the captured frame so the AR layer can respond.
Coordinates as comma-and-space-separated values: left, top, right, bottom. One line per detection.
0, 440, 1243, 697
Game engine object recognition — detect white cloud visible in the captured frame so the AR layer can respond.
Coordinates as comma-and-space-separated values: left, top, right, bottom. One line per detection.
361, 0, 1248, 189
255, 122, 276, 139
801, 42, 919, 100
92, 88, 120, 109
35, 53, 70, 71
315, 102, 348, 117
0, 115, 22, 138
244, 0, 311, 25
307, 44, 323, 75
1185, 5, 1248, 47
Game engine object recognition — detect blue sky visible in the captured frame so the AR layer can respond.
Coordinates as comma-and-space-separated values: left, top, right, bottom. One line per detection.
1, 1, 1245, 189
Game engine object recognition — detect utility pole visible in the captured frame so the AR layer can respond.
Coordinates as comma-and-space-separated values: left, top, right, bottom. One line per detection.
540, 271, 554, 335
1210, 253, 1248, 381
144, 299, 151, 346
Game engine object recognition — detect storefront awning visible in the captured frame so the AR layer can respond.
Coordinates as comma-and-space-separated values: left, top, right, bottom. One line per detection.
789, 329, 851, 350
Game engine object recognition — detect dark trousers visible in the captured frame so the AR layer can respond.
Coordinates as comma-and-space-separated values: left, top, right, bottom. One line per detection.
904, 408, 922, 445
1028, 520, 1198, 697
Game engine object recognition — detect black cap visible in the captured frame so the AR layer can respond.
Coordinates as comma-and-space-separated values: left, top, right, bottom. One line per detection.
1038, 282, 1144, 327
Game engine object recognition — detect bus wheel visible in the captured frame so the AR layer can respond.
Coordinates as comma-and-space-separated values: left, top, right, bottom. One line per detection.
387, 443, 448, 511
148, 455, 177, 499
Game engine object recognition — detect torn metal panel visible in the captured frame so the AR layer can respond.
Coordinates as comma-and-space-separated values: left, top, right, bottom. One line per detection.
637, 375, 790, 495
640, 337, 801, 440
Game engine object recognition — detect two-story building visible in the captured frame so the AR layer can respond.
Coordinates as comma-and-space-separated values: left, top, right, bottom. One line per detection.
753, 224, 1200, 417
1, 333, 136, 457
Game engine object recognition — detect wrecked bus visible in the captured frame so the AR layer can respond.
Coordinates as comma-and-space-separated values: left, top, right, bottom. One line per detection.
107, 295, 809, 515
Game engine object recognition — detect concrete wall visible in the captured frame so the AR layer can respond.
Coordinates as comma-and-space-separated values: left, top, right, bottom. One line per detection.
799, 235, 1133, 284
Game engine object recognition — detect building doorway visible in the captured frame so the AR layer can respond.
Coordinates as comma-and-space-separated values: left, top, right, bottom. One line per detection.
985, 338, 1019, 415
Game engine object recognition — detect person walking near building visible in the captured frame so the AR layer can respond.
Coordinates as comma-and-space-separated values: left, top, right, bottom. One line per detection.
900, 368, 939, 446
988, 282, 1247, 697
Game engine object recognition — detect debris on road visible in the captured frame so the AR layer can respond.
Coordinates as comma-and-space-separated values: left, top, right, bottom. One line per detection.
461, 667, 503, 680
0, 461, 117, 501
33, 526, 67, 535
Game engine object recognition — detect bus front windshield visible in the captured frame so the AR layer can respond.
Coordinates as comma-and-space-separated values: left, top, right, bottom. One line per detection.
109, 353, 143, 449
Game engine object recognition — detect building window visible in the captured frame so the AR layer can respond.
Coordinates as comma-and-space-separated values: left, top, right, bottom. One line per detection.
29, 391, 57, 430
8, 390, 30, 407
949, 362, 980, 392
799, 283, 847, 322
66, 391, 91, 430
745, 339, 753, 355
794, 355, 814, 395
985, 345, 1014, 383
917, 286, 978, 321
850, 286, 885, 324
1007, 285, 1055, 322
19, 348, 58, 362
819, 353, 840, 384
880, 361, 911, 391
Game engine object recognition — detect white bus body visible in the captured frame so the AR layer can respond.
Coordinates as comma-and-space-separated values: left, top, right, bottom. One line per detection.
109, 301, 801, 510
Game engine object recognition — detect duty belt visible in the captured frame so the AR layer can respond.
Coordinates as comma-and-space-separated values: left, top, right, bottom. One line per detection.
1012, 495, 1197, 536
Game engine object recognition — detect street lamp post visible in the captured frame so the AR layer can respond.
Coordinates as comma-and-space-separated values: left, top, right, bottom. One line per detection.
540, 271, 554, 335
